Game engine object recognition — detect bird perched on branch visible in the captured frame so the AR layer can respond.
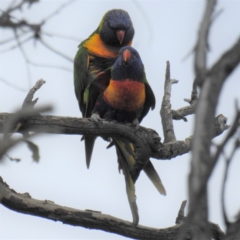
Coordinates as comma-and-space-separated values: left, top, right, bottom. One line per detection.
74, 9, 134, 168
90, 46, 166, 225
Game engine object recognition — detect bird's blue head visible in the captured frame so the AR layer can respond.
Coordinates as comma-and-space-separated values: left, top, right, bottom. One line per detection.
112, 46, 144, 81
99, 9, 134, 46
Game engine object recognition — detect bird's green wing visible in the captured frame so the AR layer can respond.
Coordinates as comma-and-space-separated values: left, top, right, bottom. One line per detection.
84, 69, 112, 168
74, 44, 90, 117
139, 72, 156, 123
74, 43, 97, 168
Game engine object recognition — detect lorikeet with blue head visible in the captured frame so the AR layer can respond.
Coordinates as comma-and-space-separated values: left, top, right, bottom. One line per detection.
91, 46, 166, 225
74, 9, 134, 168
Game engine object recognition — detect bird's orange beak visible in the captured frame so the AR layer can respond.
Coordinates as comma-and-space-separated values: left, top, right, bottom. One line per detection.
123, 49, 131, 62
116, 30, 125, 45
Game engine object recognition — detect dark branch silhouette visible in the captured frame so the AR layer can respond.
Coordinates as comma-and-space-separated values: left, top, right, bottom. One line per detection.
0, 177, 225, 240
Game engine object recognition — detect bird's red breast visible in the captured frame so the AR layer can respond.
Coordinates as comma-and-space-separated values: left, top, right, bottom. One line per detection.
84, 33, 132, 58
103, 79, 145, 111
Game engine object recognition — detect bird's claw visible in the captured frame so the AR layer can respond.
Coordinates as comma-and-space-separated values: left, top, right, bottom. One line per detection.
90, 113, 102, 123
132, 119, 140, 129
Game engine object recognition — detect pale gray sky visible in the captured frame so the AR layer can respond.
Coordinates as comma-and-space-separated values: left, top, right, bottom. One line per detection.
0, 0, 240, 239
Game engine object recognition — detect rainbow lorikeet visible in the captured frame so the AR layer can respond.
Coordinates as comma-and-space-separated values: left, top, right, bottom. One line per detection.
91, 46, 166, 225
74, 9, 134, 168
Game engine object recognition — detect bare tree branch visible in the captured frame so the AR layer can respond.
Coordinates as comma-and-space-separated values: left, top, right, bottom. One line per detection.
22, 79, 46, 109
160, 61, 178, 143
0, 112, 229, 164
0, 106, 51, 159
172, 79, 198, 121
0, 0, 74, 64
176, 200, 187, 224
188, 0, 240, 237
221, 136, 240, 227
0, 176, 224, 240
212, 110, 240, 172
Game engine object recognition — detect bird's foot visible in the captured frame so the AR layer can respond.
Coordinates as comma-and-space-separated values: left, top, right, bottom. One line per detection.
125, 119, 139, 129
132, 119, 140, 129
90, 113, 103, 124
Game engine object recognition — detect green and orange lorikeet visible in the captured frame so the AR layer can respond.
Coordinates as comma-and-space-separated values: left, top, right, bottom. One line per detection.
74, 9, 134, 168
91, 47, 166, 225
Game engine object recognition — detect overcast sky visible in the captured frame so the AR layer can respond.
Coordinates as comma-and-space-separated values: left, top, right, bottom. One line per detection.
0, 0, 240, 239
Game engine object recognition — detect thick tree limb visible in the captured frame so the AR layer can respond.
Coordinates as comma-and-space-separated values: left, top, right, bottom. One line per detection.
0, 176, 224, 240
189, 37, 240, 236
188, 0, 240, 238
0, 112, 228, 170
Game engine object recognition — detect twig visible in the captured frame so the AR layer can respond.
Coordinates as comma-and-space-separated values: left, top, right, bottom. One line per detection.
176, 200, 187, 224
13, 30, 32, 88
172, 79, 198, 122
212, 110, 240, 171
160, 61, 178, 143
0, 77, 27, 92
39, 38, 73, 63
0, 35, 33, 53
22, 79, 46, 109
132, 0, 153, 43
42, 31, 81, 42
42, 0, 77, 22
221, 130, 240, 227
0, 132, 40, 160
0, 30, 29, 45
152, 114, 229, 160
3, 79, 49, 138
27, 61, 72, 72
4, 0, 26, 14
